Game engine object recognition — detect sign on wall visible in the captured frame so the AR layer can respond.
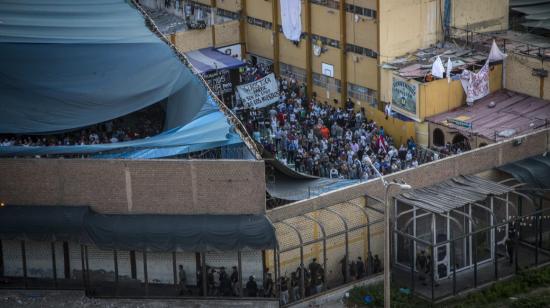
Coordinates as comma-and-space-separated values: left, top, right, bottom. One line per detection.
203, 69, 233, 97
236, 73, 280, 109
392, 77, 418, 116
216, 44, 242, 60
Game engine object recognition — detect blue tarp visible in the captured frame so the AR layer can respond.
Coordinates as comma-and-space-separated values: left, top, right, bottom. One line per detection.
185, 47, 245, 74
0, 0, 244, 158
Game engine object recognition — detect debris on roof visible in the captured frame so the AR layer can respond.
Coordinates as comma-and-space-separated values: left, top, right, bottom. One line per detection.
382, 42, 491, 81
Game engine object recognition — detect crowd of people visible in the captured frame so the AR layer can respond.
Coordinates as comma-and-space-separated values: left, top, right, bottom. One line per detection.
0, 104, 164, 149
235, 62, 436, 180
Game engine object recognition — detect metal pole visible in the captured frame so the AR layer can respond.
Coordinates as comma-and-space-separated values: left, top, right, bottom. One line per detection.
143, 251, 148, 296
201, 253, 207, 297
452, 240, 456, 295
300, 246, 305, 300
51, 242, 58, 289
21, 240, 27, 289
85, 246, 90, 292
410, 239, 415, 292
172, 252, 177, 286
384, 186, 391, 308
494, 234, 498, 281
238, 250, 243, 297
114, 250, 119, 296
473, 233, 477, 288
430, 244, 435, 301
80, 245, 86, 290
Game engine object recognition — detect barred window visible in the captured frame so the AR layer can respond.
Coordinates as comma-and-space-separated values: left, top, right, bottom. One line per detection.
216, 8, 240, 20
346, 44, 378, 59
313, 72, 341, 93
280, 63, 307, 83
348, 83, 377, 107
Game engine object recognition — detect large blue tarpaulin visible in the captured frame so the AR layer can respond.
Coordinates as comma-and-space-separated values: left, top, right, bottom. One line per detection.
185, 47, 245, 74
0, 0, 243, 158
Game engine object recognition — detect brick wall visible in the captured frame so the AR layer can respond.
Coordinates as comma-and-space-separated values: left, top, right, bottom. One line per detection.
268, 128, 550, 222
0, 159, 265, 215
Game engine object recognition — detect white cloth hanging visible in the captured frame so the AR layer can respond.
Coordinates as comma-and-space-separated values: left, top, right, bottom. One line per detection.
446, 57, 453, 83
460, 62, 490, 105
431, 56, 445, 79
280, 0, 302, 41
488, 39, 507, 63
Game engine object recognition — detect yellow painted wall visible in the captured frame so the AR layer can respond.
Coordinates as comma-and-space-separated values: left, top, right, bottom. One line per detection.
419, 63, 503, 120
364, 105, 416, 147
505, 53, 550, 100
279, 34, 307, 69
347, 53, 378, 91
378, 0, 441, 62
174, 27, 213, 52
246, 0, 272, 22
214, 20, 240, 47
216, 0, 241, 12
312, 45, 341, 79
415, 121, 429, 147
311, 3, 340, 40
246, 25, 274, 59
419, 78, 465, 120
346, 12, 378, 52
381, 63, 503, 121
452, 0, 509, 32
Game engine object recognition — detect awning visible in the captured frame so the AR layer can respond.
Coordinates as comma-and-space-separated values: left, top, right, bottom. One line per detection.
185, 47, 245, 74
0, 205, 90, 242
0, 206, 276, 252
84, 213, 276, 252
498, 155, 550, 189
396, 175, 514, 214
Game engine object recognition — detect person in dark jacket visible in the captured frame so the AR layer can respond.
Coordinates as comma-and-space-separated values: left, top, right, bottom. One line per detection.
356, 257, 365, 279
246, 276, 258, 297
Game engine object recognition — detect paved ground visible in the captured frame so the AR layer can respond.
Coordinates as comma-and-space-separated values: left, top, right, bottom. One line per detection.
0, 290, 277, 308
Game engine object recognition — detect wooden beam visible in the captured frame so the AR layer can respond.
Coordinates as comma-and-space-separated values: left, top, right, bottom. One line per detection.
305, 0, 313, 99
339, 0, 348, 105
272, 0, 280, 75
239, 0, 247, 55
211, 0, 217, 47
376, 0, 382, 110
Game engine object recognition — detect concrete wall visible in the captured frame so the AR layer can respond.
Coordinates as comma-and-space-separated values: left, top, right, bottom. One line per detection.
244, 0, 380, 103
174, 27, 214, 52
214, 20, 240, 47
380, 63, 503, 121
451, 0, 509, 33
267, 128, 550, 222
0, 159, 266, 215
378, 0, 441, 63
505, 53, 550, 101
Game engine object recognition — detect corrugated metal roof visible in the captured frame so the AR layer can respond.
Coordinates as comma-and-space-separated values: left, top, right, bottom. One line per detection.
426, 90, 550, 141
510, 0, 550, 7
498, 155, 550, 189
395, 175, 514, 214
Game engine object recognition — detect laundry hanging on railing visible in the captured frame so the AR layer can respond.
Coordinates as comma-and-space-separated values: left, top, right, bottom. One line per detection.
280, 0, 302, 41
460, 62, 490, 105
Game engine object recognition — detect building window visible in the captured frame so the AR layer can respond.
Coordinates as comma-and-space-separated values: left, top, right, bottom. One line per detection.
347, 83, 377, 107
280, 63, 307, 83
346, 44, 378, 59
313, 72, 341, 93
433, 128, 445, 147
